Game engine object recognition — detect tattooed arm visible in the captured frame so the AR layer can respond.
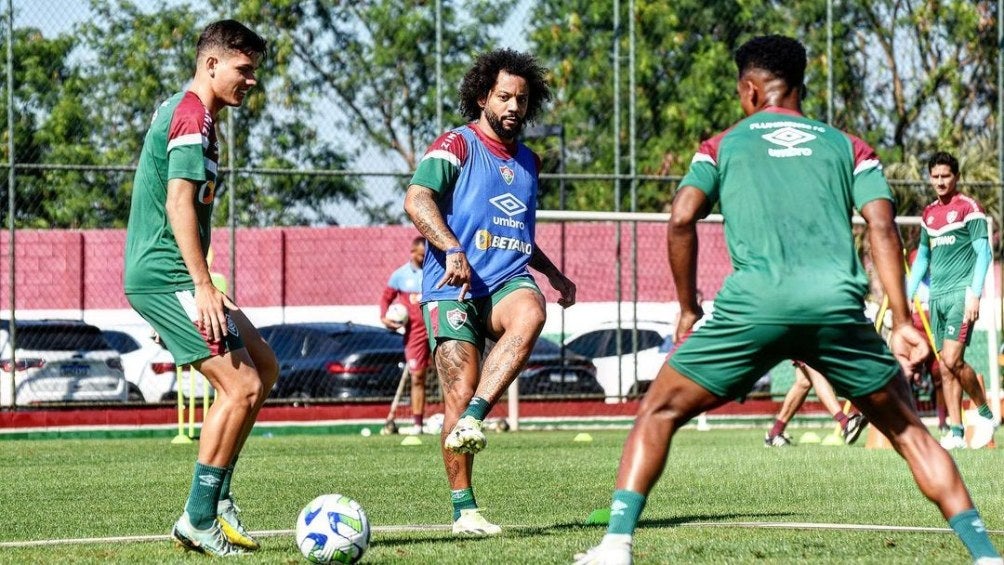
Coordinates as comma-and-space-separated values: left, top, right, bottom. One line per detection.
404, 184, 471, 300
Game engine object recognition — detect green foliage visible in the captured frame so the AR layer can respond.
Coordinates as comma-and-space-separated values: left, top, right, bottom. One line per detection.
222, 0, 504, 169
0, 1, 1002, 228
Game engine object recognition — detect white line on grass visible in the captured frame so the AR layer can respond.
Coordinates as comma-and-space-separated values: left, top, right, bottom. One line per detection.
2, 521, 1001, 549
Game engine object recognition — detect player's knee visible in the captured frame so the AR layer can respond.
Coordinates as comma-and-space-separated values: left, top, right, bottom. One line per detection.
940, 356, 964, 375
257, 353, 279, 391
411, 370, 426, 387
522, 306, 546, 332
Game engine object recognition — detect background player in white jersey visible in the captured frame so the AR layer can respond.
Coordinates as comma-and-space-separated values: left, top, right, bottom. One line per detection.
404, 48, 575, 536
575, 35, 999, 565
907, 151, 998, 449
123, 20, 277, 557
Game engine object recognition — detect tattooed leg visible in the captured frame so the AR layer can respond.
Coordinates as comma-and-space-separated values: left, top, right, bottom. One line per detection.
436, 339, 479, 489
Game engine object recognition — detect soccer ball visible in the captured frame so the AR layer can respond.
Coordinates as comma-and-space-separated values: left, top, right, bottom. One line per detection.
386, 303, 409, 325
295, 494, 370, 564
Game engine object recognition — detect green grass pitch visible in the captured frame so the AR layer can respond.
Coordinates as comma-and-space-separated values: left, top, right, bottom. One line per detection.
0, 428, 1000, 563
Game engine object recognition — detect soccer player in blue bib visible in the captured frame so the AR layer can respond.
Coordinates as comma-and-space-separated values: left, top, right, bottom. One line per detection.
405, 48, 576, 536
575, 35, 1000, 565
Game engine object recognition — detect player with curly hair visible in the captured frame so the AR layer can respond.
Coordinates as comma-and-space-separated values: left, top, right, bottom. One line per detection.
404, 48, 576, 536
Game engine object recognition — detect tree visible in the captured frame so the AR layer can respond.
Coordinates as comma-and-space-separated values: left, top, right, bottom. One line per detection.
74, 0, 361, 228
527, 0, 805, 212
0, 24, 113, 228
222, 0, 505, 173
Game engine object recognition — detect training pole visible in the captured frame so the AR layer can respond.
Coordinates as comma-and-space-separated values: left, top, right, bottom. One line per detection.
171, 365, 193, 444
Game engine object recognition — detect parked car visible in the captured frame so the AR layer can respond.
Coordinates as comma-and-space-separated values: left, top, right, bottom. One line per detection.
101, 326, 208, 403
564, 320, 675, 400
0, 319, 128, 407
514, 337, 603, 397
258, 322, 407, 400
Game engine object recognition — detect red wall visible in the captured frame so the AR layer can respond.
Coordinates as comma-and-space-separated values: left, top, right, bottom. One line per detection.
0, 223, 732, 309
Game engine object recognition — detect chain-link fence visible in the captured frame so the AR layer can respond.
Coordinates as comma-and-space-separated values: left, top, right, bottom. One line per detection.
1, 2, 1003, 412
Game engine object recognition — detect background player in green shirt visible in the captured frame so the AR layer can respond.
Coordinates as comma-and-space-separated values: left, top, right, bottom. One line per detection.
907, 152, 998, 450
575, 35, 999, 565
123, 20, 277, 557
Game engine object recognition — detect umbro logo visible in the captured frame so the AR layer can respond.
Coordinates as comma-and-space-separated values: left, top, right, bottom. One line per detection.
762, 126, 815, 158
489, 193, 527, 217
198, 474, 221, 488
610, 500, 628, 516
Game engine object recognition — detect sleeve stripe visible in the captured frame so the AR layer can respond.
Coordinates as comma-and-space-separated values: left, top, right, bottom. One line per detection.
691, 152, 716, 166
204, 158, 217, 175
421, 149, 461, 168
853, 158, 880, 175
167, 133, 205, 152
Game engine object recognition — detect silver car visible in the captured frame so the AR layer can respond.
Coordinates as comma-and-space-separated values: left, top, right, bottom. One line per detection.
0, 319, 128, 407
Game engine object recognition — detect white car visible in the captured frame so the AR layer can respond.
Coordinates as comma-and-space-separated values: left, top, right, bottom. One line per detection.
564, 320, 675, 401
101, 325, 211, 403
0, 319, 128, 407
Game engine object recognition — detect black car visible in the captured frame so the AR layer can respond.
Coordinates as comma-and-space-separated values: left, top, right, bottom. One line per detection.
513, 337, 603, 397
258, 322, 406, 400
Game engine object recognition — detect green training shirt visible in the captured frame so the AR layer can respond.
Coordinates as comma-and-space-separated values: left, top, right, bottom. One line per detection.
124, 92, 218, 294
679, 107, 894, 324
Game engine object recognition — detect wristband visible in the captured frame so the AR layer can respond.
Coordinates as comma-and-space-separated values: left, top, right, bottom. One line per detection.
445, 246, 464, 255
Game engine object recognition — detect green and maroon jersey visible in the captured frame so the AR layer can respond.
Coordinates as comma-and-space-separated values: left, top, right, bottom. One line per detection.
679, 106, 893, 324
915, 193, 989, 297
124, 91, 218, 294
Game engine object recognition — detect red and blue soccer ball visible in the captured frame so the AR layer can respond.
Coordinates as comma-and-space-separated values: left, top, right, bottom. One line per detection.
295, 494, 370, 564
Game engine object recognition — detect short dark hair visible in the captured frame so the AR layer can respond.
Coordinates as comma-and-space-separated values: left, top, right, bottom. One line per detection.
734, 35, 806, 91
458, 49, 551, 123
927, 151, 959, 175
197, 19, 267, 61
411, 236, 425, 247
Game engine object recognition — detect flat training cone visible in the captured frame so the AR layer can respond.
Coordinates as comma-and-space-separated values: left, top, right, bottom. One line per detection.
573, 432, 593, 442
821, 434, 843, 446
400, 436, 423, 446
585, 508, 610, 525
799, 431, 821, 444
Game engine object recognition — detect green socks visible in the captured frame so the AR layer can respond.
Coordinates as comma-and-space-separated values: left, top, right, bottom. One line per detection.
451, 488, 477, 520
218, 459, 236, 503
185, 462, 226, 529
949, 508, 1001, 561
607, 489, 646, 535
462, 396, 491, 421
977, 404, 993, 420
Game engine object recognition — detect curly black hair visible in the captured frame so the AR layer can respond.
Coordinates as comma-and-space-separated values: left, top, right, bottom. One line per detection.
927, 151, 959, 175
734, 35, 805, 91
458, 49, 552, 123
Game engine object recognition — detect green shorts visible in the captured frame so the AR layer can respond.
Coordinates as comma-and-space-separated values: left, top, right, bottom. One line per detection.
929, 290, 972, 351
668, 315, 900, 399
422, 276, 541, 353
126, 290, 245, 366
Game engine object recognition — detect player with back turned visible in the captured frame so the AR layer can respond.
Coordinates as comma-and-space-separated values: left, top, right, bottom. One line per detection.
574, 35, 1001, 565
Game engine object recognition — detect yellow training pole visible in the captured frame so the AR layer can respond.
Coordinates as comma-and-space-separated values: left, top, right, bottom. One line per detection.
187, 365, 196, 438
171, 365, 193, 444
